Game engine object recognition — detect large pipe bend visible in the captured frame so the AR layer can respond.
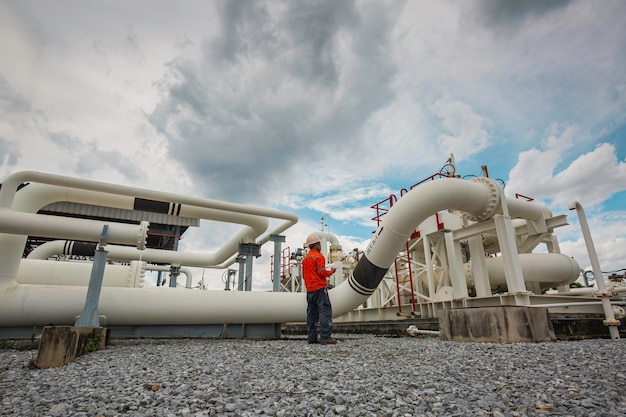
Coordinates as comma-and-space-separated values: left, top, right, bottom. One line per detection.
104, 225, 259, 267
1, 174, 290, 286
3, 173, 294, 268
1, 171, 298, 222
10, 182, 269, 237
329, 178, 503, 315
25, 231, 260, 268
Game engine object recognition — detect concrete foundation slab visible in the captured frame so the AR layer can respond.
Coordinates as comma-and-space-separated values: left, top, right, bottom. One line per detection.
35, 326, 109, 368
107, 323, 282, 339
438, 306, 556, 343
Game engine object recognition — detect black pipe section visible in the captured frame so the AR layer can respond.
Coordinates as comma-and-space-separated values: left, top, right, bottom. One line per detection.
350, 255, 388, 295
133, 198, 169, 214
63, 241, 97, 256
133, 198, 177, 215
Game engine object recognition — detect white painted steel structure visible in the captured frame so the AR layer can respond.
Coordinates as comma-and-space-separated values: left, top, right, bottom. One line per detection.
0, 170, 619, 336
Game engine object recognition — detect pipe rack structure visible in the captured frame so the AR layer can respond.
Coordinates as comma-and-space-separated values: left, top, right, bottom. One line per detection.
0, 170, 619, 339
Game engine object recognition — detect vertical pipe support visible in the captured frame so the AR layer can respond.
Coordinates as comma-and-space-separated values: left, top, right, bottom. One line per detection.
169, 226, 181, 288
468, 235, 491, 297
245, 256, 253, 291
493, 190, 529, 305
422, 235, 436, 300
236, 256, 246, 291
444, 231, 468, 299
269, 234, 286, 292
75, 225, 109, 328
569, 201, 620, 339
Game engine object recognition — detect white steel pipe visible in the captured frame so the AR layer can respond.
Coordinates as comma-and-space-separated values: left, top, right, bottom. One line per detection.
0, 208, 148, 247
27, 237, 260, 269
0, 284, 309, 326
10, 182, 270, 252
0, 172, 298, 289
27, 240, 96, 260
4, 177, 295, 270
0, 175, 573, 327
16, 259, 193, 288
145, 264, 194, 288
569, 201, 620, 339
505, 197, 551, 221
466, 253, 580, 288
17, 259, 139, 287
0, 171, 297, 225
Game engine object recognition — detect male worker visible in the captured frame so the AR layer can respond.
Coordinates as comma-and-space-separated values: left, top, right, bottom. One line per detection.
302, 233, 338, 345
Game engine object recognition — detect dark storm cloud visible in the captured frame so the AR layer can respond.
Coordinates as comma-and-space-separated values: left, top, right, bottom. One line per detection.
281, 1, 359, 88
46, 129, 143, 181
209, 0, 278, 64
474, 0, 572, 29
73, 142, 143, 181
209, 0, 358, 88
149, 0, 404, 204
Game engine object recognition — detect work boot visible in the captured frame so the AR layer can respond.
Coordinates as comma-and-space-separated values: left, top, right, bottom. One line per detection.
319, 338, 338, 345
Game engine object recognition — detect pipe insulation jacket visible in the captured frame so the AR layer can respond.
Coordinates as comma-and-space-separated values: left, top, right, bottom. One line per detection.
350, 178, 498, 296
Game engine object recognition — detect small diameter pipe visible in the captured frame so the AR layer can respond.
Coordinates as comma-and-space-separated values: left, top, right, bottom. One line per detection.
569, 201, 620, 340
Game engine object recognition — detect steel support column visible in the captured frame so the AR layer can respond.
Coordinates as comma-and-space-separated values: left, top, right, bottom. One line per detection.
75, 225, 108, 328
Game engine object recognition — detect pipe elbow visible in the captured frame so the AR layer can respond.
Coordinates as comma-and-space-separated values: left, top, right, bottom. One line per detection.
568, 200, 581, 211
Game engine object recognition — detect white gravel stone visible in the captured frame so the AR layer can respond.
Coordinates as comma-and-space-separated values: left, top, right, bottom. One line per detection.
1, 335, 625, 416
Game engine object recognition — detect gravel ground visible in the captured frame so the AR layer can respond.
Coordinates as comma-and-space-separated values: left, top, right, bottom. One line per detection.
1, 334, 625, 417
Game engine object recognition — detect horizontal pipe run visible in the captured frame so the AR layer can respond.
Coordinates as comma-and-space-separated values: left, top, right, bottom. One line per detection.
1, 171, 299, 222
467, 253, 581, 288
17, 259, 137, 287
16, 259, 194, 288
530, 302, 625, 308
0, 284, 308, 326
0, 208, 147, 248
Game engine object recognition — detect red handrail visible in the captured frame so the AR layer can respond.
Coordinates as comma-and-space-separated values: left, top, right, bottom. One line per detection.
515, 193, 534, 201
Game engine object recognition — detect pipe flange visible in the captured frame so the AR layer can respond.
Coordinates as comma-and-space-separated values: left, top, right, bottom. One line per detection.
138, 220, 149, 250
464, 177, 501, 222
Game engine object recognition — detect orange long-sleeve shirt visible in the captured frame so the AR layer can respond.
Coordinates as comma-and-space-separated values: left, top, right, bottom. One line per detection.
302, 248, 334, 292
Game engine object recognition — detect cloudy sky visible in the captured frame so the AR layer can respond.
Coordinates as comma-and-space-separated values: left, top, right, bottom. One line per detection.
1, 0, 625, 290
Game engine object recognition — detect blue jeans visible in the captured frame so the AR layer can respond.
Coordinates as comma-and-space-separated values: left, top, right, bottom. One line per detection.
307, 288, 333, 343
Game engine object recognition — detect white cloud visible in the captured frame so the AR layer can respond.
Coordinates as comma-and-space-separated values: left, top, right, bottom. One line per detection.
507, 125, 626, 210
431, 98, 491, 160
1, 0, 625, 286
557, 211, 626, 274
506, 124, 626, 275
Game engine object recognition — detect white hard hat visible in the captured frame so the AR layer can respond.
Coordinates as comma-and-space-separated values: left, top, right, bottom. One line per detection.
306, 233, 321, 246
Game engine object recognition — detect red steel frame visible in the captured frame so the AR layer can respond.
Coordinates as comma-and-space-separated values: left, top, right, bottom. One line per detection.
370, 173, 453, 314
